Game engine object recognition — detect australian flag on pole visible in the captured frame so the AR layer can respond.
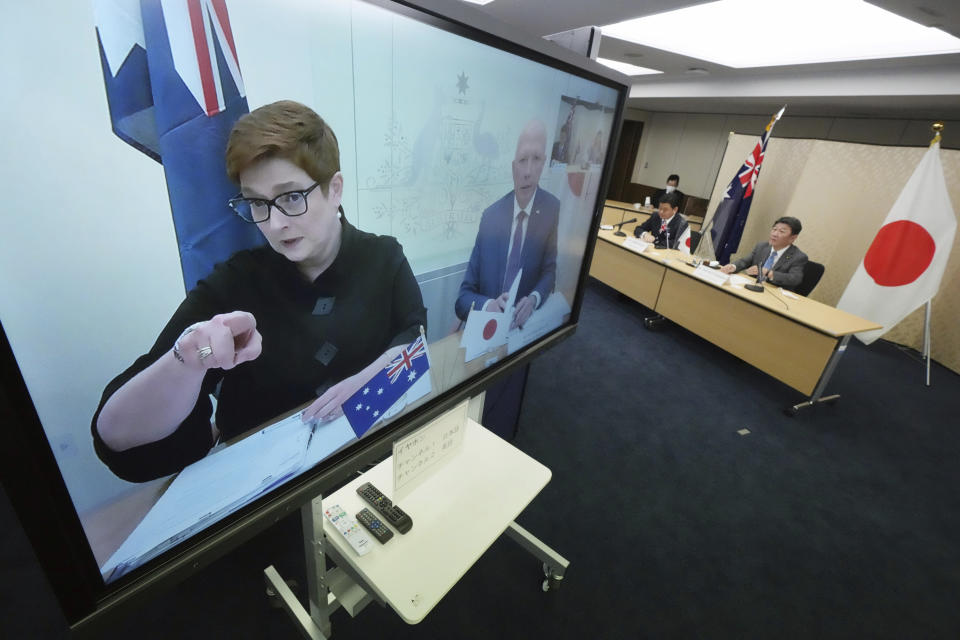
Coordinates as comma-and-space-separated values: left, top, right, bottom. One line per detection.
343, 336, 432, 438
94, 0, 263, 291
708, 106, 785, 264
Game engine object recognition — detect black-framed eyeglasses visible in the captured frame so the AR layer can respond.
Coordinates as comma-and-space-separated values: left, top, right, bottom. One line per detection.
227, 182, 322, 223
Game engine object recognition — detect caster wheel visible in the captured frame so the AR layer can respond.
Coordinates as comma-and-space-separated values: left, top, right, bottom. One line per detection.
265, 579, 299, 609
541, 563, 564, 591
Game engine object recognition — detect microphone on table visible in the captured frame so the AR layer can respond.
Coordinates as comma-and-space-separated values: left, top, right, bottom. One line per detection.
745, 245, 773, 292
613, 217, 637, 237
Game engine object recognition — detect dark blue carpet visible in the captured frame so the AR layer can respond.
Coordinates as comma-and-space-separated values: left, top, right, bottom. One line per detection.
3, 279, 959, 639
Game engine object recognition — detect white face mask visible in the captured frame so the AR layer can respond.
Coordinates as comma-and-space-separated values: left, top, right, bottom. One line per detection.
665, 185, 676, 193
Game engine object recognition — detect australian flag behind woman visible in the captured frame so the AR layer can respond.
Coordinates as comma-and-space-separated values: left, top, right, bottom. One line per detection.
94, 0, 264, 291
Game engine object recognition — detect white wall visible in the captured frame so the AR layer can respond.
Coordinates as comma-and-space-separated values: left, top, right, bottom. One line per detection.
629, 111, 960, 198
0, 1, 186, 514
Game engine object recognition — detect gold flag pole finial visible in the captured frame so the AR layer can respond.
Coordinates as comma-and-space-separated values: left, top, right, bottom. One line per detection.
930, 121, 944, 146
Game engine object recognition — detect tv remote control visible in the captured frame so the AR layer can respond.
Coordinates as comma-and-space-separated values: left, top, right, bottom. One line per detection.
356, 482, 413, 534
356, 508, 393, 544
323, 503, 372, 556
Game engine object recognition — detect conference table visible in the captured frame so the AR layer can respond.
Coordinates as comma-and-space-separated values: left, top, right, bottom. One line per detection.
589, 217, 881, 413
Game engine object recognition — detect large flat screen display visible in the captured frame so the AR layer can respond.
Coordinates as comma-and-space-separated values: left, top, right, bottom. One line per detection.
0, 0, 625, 628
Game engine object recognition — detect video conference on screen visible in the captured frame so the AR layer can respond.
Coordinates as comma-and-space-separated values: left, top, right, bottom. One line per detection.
0, 0, 619, 585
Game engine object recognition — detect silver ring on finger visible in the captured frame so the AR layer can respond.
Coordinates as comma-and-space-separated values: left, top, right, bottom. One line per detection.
197, 345, 213, 361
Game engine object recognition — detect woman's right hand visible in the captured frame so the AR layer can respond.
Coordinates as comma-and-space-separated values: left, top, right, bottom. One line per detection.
97, 311, 262, 453
176, 311, 263, 371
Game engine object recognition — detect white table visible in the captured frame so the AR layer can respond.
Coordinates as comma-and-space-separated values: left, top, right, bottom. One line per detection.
264, 418, 564, 637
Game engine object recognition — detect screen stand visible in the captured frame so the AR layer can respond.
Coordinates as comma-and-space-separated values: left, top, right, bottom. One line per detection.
263, 414, 570, 636
264, 495, 376, 640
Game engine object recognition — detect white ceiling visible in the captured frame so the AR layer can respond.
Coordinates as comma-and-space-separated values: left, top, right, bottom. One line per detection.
471, 0, 960, 120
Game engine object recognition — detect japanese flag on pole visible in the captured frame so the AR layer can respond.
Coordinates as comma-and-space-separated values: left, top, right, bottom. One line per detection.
837, 140, 957, 344
677, 226, 692, 255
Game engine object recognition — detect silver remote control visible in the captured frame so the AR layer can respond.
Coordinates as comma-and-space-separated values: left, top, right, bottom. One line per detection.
323, 503, 372, 556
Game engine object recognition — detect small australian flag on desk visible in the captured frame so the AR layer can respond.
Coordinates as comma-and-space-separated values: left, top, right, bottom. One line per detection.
343, 336, 431, 438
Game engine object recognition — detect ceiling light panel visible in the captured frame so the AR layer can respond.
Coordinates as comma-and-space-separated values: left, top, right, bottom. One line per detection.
601, 0, 960, 68
596, 58, 663, 75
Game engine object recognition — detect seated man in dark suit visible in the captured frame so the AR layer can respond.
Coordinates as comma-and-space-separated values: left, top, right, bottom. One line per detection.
720, 216, 808, 290
649, 173, 685, 208
633, 191, 689, 250
456, 120, 559, 330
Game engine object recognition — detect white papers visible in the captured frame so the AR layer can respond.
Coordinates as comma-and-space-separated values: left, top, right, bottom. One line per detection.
504, 267, 522, 312
692, 264, 730, 286
101, 411, 356, 579
599, 224, 614, 230
779, 287, 800, 300
623, 237, 651, 254
507, 292, 572, 355
729, 274, 754, 288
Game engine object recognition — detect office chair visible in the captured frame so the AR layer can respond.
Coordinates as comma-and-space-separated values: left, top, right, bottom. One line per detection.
794, 260, 825, 297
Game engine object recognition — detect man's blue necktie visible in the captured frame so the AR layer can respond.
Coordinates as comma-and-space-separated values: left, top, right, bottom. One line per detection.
503, 210, 527, 292
763, 249, 777, 271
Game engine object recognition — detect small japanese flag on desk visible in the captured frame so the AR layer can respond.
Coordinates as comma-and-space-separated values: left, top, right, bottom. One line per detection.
460, 269, 522, 361
342, 336, 432, 438
837, 140, 957, 344
677, 226, 692, 255
460, 308, 509, 362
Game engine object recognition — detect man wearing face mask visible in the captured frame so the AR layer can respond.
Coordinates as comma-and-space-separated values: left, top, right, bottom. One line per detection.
649, 174, 684, 208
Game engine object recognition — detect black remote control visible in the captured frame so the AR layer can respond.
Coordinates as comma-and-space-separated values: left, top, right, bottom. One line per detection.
355, 508, 393, 544
356, 482, 413, 534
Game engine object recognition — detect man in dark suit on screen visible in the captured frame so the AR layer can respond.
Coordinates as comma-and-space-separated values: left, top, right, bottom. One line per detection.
720, 216, 808, 290
456, 119, 559, 330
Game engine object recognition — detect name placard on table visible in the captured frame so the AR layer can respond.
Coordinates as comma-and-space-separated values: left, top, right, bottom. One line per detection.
691, 264, 730, 286
392, 400, 468, 499
622, 237, 651, 254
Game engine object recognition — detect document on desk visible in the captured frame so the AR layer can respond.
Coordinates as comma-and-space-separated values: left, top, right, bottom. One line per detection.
506, 292, 571, 355
622, 237, 651, 254
729, 274, 753, 288
100, 412, 356, 580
